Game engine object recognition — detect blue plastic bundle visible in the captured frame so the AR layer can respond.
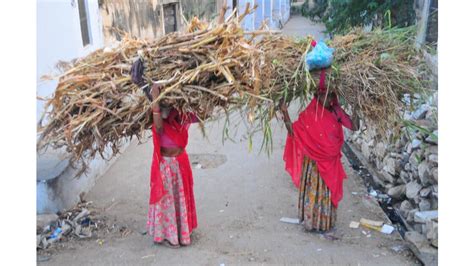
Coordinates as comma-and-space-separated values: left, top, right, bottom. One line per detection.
305, 40, 334, 71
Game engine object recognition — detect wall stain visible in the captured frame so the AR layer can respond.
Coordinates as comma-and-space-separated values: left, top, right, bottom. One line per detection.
99, 1, 221, 45
100, 0, 167, 45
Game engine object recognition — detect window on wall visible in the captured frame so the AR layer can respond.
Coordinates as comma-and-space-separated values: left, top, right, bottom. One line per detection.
164, 4, 178, 34
78, 0, 91, 46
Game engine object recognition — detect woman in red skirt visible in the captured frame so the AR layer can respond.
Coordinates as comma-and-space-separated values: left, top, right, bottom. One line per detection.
131, 60, 198, 248
147, 84, 198, 247
281, 69, 359, 234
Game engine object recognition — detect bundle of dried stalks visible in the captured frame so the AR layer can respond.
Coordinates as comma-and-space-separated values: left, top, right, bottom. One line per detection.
37, 5, 309, 174
38, 5, 428, 174
324, 27, 430, 135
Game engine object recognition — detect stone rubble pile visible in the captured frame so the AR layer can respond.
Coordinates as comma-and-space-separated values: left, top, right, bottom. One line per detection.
347, 91, 438, 252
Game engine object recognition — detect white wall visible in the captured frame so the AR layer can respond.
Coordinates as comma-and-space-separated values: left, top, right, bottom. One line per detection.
37, 0, 113, 214
272, 0, 281, 28
37, 0, 104, 122
239, 0, 255, 31
223, 0, 290, 30
283, 0, 290, 22
254, 0, 265, 29
264, 0, 272, 27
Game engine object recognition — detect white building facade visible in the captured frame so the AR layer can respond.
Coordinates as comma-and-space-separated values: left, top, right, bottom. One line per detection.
223, 0, 291, 30
37, 0, 116, 214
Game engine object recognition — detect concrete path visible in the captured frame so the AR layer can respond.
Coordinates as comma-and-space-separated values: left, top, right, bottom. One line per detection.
282, 14, 328, 40
39, 15, 417, 266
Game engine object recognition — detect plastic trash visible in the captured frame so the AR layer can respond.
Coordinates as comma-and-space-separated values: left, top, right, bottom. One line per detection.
349, 221, 360, 229
305, 40, 334, 70
49, 227, 62, 240
360, 218, 384, 227
279, 217, 301, 224
369, 189, 378, 197
360, 218, 396, 234
380, 224, 395, 234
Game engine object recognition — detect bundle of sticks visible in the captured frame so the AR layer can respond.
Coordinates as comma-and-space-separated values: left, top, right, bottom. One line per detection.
37, 5, 309, 173
38, 5, 428, 174
325, 26, 429, 134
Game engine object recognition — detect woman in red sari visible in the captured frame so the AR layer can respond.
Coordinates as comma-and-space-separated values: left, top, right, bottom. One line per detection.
131, 59, 198, 248
146, 84, 198, 247
281, 69, 359, 233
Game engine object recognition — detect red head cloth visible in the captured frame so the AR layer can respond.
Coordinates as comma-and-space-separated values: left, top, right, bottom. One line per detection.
283, 98, 347, 208
311, 40, 317, 47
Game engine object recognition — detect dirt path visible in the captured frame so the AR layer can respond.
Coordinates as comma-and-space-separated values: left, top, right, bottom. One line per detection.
39, 15, 418, 266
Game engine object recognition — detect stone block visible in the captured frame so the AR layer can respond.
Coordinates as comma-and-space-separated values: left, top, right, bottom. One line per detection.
411, 138, 422, 150
375, 142, 386, 159
420, 187, 431, 198
425, 130, 438, 144
383, 157, 399, 176
400, 170, 412, 184
400, 200, 414, 218
431, 168, 438, 183
411, 104, 430, 120
387, 184, 406, 200
414, 210, 438, 223
407, 208, 419, 223
404, 163, 412, 172
382, 171, 396, 184
406, 181, 422, 199
419, 199, 431, 211
418, 160, 433, 186
409, 150, 423, 167
426, 220, 438, 241
361, 142, 371, 159
428, 154, 438, 164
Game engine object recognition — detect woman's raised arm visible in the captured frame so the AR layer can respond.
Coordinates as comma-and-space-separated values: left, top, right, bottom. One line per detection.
151, 84, 163, 133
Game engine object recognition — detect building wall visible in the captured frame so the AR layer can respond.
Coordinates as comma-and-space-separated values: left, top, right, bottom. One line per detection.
37, 0, 104, 123
181, 0, 218, 21
254, 0, 265, 28
264, 0, 273, 27
37, 0, 123, 214
239, 0, 255, 31
220, 0, 290, 30
99, 0, 183, 45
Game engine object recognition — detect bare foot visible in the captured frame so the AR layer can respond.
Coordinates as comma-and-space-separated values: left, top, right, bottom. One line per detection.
154, 240, 180, 249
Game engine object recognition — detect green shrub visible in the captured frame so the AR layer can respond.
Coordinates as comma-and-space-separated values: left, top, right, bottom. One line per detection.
324, 0, 416, 34
301, 0, 416, 35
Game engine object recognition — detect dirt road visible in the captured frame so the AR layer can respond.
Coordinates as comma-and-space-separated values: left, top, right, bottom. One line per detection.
39, 15, 418, 266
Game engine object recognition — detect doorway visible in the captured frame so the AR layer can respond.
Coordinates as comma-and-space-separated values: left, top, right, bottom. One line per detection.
163, 3, 177, 34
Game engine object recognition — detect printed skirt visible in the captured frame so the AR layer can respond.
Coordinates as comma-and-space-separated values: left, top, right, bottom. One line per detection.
298, 156, 337, 232
147, 156, 194, 246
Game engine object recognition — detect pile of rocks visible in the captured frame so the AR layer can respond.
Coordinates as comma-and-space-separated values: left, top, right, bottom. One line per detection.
347, 91, 438, 251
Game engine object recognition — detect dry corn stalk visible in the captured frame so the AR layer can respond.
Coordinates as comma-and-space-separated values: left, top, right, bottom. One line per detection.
37, 5, 310, 175
325, 26, 430, 135
38, 6, 429, 174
